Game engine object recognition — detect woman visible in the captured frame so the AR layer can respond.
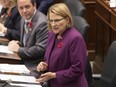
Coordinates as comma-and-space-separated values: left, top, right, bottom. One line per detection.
0, 0, 21, 40
36, 3, 88, 87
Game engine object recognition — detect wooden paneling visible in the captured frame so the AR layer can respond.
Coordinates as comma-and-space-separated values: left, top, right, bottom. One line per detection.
111, 14, 116, 30
95, 13, 110, 62
95, 0, 116, 62
82, 0, 96, 50
82, 0, 96, 61
96, 1, 111, 22
82, 0, 116, 74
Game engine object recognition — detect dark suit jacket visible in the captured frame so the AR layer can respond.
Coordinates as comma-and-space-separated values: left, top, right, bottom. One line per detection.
36, 0, 54, 15
0, 6, 21, 40
45, 27, 88, 87
18, 11, 48, 76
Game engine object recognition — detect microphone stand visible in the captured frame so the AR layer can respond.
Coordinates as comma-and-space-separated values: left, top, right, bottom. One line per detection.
1, 79, 12, 87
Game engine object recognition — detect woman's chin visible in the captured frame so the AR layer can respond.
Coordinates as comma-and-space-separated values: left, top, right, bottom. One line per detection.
53, 30, 59, 34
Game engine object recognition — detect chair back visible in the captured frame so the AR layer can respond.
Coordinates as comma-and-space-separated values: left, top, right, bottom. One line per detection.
73, 16, 94, 87
64, 0, 86, 17
99, 41, 116, 87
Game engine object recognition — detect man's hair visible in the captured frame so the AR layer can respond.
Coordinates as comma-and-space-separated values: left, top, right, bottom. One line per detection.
16, 0, 36, 6
30, 0, 36, 6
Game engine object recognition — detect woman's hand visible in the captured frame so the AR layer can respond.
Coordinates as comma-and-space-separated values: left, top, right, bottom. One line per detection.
37, 62, 48, 72
0, 23, 7, 34
36, 72, 56, 83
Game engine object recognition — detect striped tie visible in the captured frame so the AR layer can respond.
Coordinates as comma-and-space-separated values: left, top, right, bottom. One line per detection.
23, 22, 29, 46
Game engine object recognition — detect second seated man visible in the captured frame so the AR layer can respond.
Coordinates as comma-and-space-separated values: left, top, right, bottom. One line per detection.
8, 0, 48, 77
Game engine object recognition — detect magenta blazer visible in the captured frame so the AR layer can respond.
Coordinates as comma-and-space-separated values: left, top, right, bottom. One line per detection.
45, 27, 88, 87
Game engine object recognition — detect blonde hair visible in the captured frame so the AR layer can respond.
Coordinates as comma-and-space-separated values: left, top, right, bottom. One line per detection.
47, 3, 73, 30
0, 0, 16, 8
8, 0, 16, 7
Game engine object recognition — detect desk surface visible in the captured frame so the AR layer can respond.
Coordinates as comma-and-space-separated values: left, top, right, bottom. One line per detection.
0, 37, 9, 42
0, 37, 20, 64
0, 82, 42, 87
0, 52, 20, 64
0, 73, 42, 87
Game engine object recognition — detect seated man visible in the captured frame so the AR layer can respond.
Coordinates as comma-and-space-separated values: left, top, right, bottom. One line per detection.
8, 0, 48, 78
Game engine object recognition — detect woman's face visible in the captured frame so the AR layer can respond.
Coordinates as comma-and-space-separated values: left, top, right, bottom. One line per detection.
0, 0, 9, 8
49, 12, 69, 34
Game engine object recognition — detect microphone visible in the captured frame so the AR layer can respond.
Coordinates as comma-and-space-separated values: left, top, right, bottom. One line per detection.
41, 81, 48, 87
30, 69, 42, 79
1, 79, 12, 87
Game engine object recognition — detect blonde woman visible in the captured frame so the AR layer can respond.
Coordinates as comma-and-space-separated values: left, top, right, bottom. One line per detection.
0, 0, 21, 40
36, 3, 88, 87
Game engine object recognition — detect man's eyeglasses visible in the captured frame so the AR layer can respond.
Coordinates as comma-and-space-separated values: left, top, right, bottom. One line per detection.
48, 17, 66, 23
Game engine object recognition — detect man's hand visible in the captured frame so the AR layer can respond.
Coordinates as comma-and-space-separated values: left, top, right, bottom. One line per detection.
8, 40, 20, 52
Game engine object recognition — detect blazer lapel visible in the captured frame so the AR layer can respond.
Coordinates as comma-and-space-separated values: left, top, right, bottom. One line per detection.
46, 34, 56, 61
20, 20, 25, 46
24, 12, 38, 46
31, 11, 38, 29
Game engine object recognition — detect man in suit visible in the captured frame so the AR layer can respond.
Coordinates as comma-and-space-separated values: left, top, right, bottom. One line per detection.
8, 0, 48, 77
35, 0, 54, 15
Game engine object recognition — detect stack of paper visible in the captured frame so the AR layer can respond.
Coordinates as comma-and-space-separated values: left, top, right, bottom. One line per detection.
10, 83, 42, 87
0, 45, 13, 54
0, 74, 37, 83
0, 32, 5, 37
0, 64, 30, 75
0, 64, 42, 87
0, 74, 42, 87
109, 0, 116, 7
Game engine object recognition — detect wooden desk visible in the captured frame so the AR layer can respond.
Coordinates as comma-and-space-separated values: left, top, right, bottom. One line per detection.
0, 73, 41, 87
0, 38, 9, 48
0, 37, 9, 44
0, 37, 20, 64
94, 0, 116, 74
95, 0, 116, 62
0, 37, 9, 42
0, 52, 20, 64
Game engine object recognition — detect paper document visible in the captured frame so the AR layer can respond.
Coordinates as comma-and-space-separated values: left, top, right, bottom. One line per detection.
0, 32, 5, 37
0, 74, 38, 83
0, 64, 30, 75
10, 83, 42, 87
0, 45, 13, 54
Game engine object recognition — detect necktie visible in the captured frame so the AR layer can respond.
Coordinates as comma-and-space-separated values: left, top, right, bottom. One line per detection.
23, 22, 29, 46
